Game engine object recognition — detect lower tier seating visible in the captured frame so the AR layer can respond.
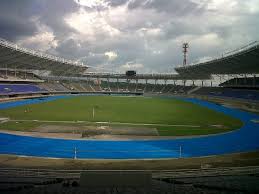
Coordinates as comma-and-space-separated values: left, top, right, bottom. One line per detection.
0, 84, 46, 94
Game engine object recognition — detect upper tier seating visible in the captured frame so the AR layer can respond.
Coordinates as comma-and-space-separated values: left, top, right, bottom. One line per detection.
0, 84, 45, 94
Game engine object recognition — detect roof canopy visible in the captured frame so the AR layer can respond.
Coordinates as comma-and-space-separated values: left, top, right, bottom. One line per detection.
1, 38, 258, 80
175, 41, 259, 78
0, 39, 88, 76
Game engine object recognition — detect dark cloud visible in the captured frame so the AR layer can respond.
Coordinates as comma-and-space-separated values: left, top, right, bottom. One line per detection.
0, 17, 37, 41
127, 0, 143, 9
35, 0, 79, 39
0, 0, 258, 73
0, 0, 79, 41
128, 0, 206, 16
105, 0, 128, 7
55, 39, 81, 59
0, 0, 40, 40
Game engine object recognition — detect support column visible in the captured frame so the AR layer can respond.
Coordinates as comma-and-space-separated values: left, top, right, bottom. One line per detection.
126, 79, 130, 91
117, 78, 119, 92
144, 79, 148, 93
135, 79, 138, 92
107, 78, 110, 92
162, 80, 167, 93
152, 79, 157, 92
5, 64, 7, 77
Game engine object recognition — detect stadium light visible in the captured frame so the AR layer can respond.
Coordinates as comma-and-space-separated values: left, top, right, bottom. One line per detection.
183, 43, 189, 67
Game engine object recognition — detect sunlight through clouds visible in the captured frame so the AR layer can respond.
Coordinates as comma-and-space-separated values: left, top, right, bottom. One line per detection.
105, 51, 118, 61
73, 0, 109, 8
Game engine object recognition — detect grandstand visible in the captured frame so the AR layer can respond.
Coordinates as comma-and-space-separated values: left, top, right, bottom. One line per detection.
0, 39, 87, 77
1, 38, 258, 101
0, 38, 259, 193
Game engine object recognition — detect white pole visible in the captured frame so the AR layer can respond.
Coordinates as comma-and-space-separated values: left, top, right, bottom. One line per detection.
179, 146, 182, 158
74, 147, 77, 159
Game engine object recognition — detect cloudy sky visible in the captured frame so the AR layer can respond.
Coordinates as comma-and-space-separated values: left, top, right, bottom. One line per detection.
0, 0, 259, 73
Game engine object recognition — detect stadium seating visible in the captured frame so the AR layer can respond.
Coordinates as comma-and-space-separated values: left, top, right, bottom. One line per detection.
0, 84, 45, 94
70, 83, 85, 91
108, 81, 118, 92
99, 81, 107, 91
39, 83, 70, 92
135, 82, 144, 92
0, 81, 194, 95
127, 81, 136, 92
0, 70, 43, 82
2, 81, 257, 100
220, 77, 259, 87
220, 89, 259, 100
80, 82, 95, 92
144, 83, 153, 92
2, 173, 259, 194
193, 87, 259, 101
192, 87, 224, 95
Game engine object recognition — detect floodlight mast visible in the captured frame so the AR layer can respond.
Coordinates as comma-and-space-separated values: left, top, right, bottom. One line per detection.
183, 43, 189, 67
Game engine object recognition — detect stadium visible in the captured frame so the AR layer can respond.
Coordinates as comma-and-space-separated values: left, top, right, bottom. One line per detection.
1, 0, 259, 193
1, 38, 259, 193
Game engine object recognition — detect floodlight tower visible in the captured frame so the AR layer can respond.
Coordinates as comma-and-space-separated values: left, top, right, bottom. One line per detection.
182, 43, 189, 66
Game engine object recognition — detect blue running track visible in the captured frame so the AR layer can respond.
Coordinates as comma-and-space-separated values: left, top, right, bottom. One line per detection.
0, 96, 259, 159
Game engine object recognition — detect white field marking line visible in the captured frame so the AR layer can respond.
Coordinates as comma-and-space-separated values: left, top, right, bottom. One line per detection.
110, 96, 144, 98
9, 119, 201, 128
106, 122, 200, 128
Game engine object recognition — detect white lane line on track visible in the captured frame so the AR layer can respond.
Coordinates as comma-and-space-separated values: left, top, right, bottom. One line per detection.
9, 119, 201, 128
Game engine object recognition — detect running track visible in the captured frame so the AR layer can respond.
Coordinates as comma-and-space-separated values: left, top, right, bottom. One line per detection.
0, 95, 259, 159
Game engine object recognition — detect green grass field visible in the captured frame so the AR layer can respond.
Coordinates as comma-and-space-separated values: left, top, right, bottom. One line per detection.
0, 96, 243, 136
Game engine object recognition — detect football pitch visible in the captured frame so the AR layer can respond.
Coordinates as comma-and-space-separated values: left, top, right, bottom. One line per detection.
0, 96, 243, 136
